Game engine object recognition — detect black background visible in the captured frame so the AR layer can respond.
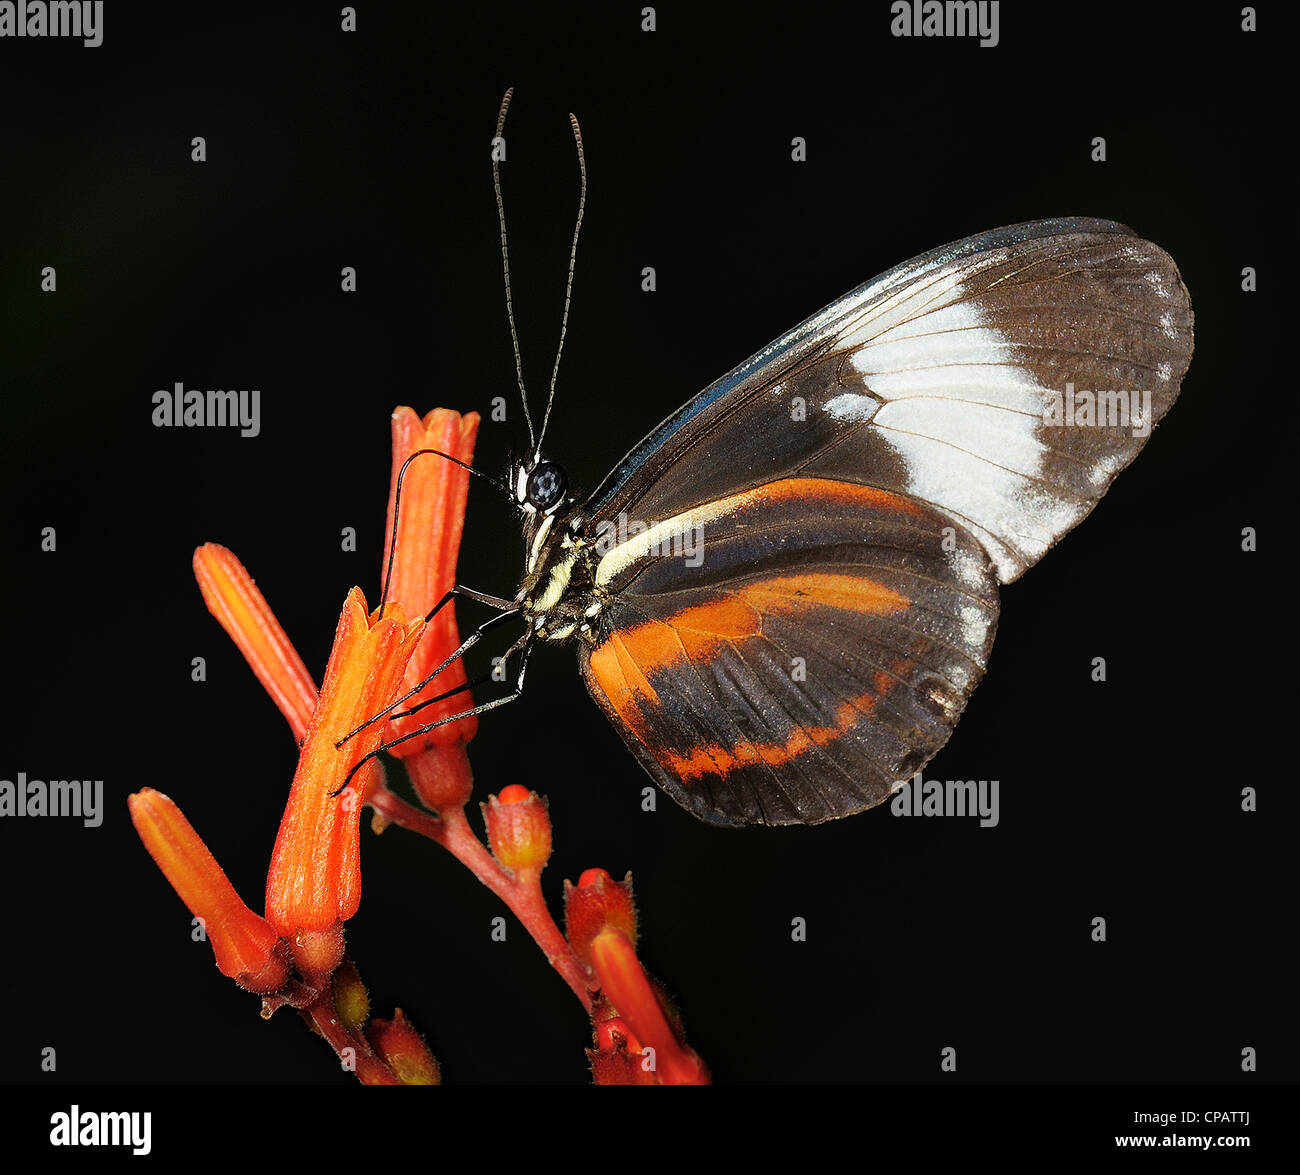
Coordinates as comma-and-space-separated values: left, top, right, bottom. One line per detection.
0, 0, 1287, 1097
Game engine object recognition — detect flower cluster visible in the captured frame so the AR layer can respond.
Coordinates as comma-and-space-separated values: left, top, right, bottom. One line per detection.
130, 406, 707, 1084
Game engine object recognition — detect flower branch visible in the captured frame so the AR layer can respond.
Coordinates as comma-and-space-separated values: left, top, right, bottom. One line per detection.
129, 405, 708, 1084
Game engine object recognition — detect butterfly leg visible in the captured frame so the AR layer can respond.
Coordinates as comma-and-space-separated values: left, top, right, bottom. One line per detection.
332, 635, 535, 798
423, 584, 518, 622
336, 602, 521, 748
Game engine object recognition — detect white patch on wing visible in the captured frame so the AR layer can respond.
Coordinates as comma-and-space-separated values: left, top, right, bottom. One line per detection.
594, 499, 737, 588
1144, 269, 1168, 297
959, 604, 991, 649
1089, 451, 1123, 488
941, 658, 975, 693
834, 280, 1089, 581
949, 547, 990, 593
824, 392, 878, 423
928, 683, 963, 719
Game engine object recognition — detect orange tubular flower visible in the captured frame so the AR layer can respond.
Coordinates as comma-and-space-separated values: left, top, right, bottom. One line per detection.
589, 930, 709, 1086
193, 543, 318, 741
128, 788, 288, 993
193, 543, 385, 803
566, 869, 707, 1084
265, 587, 425, 956
379, 407, 480, 810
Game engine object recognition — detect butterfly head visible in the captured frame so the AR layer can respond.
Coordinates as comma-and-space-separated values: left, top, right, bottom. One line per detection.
514, 457, 570, 516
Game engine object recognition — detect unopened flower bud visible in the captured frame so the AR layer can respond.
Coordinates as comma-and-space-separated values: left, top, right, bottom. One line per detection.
368, 1009, 440, 1085
333, 958, 369, 1032
483, 785, 552, 872
564, 868, 637, 966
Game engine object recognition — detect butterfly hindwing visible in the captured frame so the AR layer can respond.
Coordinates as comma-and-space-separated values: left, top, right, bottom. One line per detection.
579, 479, 999, 826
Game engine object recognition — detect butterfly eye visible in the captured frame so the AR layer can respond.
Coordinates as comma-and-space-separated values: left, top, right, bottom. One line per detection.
525, 460, 567, 512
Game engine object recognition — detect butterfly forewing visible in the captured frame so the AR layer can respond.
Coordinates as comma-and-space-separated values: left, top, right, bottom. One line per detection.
583, 218, 1193, 584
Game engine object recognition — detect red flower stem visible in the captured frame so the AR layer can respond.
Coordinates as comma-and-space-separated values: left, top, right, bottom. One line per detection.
303, 990, 402, 1085
369, 786, 594, 1010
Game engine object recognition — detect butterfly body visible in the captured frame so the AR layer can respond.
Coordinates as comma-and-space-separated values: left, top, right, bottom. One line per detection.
502, 217, 1191, 827
519, 514, 601, 645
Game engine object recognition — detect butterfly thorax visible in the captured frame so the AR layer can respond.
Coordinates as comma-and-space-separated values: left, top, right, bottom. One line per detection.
518, 509, 605, 645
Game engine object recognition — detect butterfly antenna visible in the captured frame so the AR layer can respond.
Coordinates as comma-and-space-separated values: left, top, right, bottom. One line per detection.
536, 112, 587, 459
377, 447, 510, 621
493, 87, 536, 455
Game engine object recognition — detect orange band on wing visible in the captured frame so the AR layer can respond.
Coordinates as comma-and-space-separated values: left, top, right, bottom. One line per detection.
734, 478, 922, 517
589, 629, 661, 737
738, 572, 909, 618
660, 692, 878, 782
592, 573, 908, 682
658, 660, 913, 782
586, 572, 911, 747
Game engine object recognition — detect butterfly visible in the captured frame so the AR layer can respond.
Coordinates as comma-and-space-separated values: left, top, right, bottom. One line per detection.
359, 95, 1194, 827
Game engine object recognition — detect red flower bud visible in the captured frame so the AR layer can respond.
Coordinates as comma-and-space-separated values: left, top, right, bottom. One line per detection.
587, 985, 657, 1083
406, 744, 474, 814
367, 1009, 440, 1085
589, 1046, 658, 1086
483, 785, 552, 873
564, 868, 637, 966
